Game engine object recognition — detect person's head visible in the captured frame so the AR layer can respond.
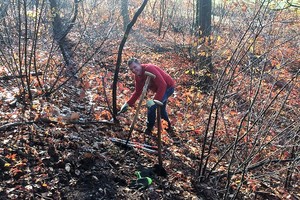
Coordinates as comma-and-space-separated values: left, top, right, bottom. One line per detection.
127, 57, 142, 76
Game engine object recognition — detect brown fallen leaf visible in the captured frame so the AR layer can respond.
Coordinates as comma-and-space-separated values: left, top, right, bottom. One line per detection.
69, 112, 80, 121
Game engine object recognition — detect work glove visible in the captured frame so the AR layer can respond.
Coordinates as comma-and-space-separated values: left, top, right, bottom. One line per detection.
129, 177, 152, 190
118, 103, 129, 114
146, 100, 155, 108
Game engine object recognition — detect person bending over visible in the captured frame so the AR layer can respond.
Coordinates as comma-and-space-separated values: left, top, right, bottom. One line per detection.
119, 58, 175, 135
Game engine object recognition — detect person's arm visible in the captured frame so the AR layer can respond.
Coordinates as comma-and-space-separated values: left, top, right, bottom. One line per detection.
127, 77, 143, 106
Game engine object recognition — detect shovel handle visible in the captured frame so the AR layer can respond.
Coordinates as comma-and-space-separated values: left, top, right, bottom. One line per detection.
157, 105, 163, 167
144, 71, 156, 79
125, 71, 156, 145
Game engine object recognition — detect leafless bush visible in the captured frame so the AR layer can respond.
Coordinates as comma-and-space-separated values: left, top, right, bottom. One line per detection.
195, 1, 299, 199
0, 0, 117, 105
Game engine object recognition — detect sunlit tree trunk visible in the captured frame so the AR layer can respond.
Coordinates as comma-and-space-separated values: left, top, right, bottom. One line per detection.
158, 0, 166, 36
121, 0, 129, 31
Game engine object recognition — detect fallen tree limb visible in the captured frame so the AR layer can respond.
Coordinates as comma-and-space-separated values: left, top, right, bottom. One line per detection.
0, 72, 42, 81
67, 119, 114, 125
0, 121, 36, 131
0, 118, 114, 132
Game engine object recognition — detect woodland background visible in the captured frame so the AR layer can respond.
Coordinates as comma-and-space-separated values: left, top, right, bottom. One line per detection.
0, 0, 299, 199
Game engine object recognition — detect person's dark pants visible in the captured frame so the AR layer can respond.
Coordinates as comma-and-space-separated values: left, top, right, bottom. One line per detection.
147, 87, 174, 131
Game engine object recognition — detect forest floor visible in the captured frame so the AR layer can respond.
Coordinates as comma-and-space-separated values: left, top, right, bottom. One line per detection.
0, 67, 212, 199
1, 26, 299, 199
0, 31, 214, 199
0, 118, 206, 200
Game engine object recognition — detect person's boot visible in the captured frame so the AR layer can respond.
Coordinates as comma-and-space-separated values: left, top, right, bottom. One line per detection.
144, 127, 155, 144
144, 128, 156, 144
144, 127, 152, 136
166, 121, 177, 138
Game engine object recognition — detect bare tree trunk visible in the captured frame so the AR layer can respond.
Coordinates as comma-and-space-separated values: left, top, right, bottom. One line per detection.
195, 0, 213, 92
121, 0, 130, 31
49, 0, 80, 78
151, 0, 158, 21
196, 0, 211, 36
158, 0, 166, 36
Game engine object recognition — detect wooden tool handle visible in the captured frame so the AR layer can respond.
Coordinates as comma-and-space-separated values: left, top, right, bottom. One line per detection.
157, 105, 163, 167
145, 71, 156, 79
125, 72, 155, 146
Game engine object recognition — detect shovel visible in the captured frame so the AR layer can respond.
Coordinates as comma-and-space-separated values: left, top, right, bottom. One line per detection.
125, 71, 156, 146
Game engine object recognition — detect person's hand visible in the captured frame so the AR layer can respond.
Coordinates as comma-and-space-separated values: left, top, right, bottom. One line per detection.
146, 100, 155, 108
118, 103, 129, 114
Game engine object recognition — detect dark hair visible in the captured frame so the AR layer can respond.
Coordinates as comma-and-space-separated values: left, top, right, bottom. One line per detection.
127, 57, 139, 66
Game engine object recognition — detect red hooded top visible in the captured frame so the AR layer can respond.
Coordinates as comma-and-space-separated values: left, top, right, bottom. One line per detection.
127, 64, 175, 106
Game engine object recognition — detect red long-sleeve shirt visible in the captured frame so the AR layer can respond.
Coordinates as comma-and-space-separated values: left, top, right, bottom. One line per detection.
127, 64, 175, 106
